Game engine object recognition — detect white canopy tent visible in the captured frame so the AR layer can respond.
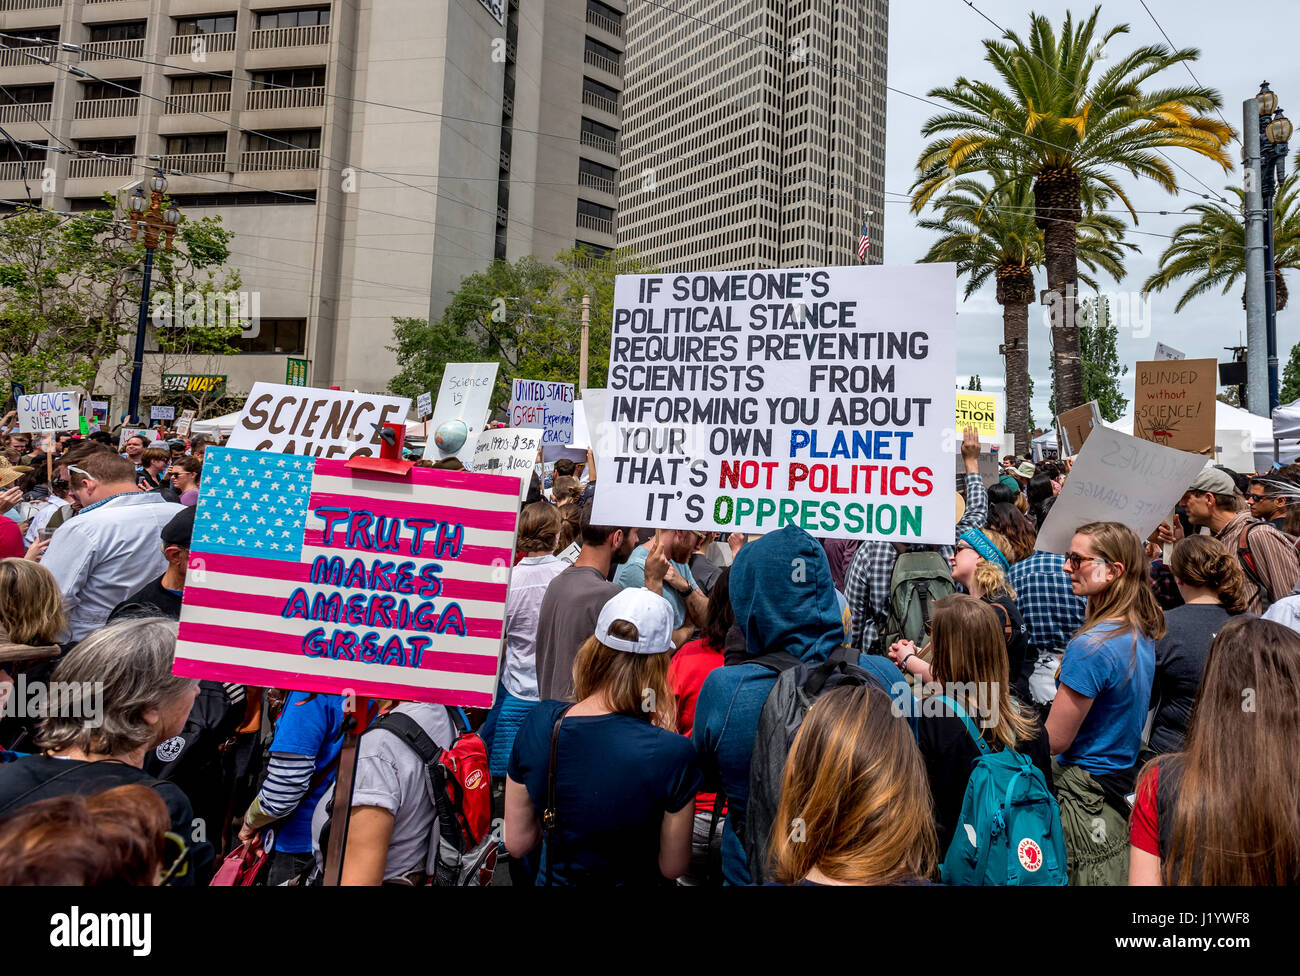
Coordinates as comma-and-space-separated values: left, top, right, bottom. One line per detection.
188, 411, 241, 438
1105, 400, 1300, 472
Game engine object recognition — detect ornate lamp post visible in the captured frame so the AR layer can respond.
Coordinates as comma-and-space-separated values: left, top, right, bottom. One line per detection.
1257, 82, 1293, 412
124, 169, 182, 425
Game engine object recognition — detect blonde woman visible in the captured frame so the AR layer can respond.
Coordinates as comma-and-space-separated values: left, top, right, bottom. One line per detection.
948, 526, 1033, 701
1049, 521, 1163, 886
768, 684, 937, 886
891, 594, 1051, 854
505, 585, 700, 885
0, 558, 67, 750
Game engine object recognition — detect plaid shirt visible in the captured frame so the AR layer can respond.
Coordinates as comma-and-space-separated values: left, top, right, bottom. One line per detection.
1007, 550, 1086, 652
845, 473, 988, 653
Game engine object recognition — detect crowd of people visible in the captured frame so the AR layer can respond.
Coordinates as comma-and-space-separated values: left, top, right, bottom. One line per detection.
0, 418, 1298, 887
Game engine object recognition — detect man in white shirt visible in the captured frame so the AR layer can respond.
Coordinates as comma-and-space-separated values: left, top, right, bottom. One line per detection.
41, 450, 185, 642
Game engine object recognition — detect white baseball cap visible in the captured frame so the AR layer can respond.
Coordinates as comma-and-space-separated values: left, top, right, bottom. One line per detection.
595, 588, 676, 655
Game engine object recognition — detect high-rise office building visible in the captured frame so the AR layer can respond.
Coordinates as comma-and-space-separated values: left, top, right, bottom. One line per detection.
617, 0, 886, 270
0, 0, 625, 409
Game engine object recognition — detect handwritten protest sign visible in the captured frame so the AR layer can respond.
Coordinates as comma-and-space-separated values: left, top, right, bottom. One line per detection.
592, 264, 957, 542
17, 391, 79, 433
176, 409, 196, 437
227, 383, 411, 458
956, 391, 1002, 441
1154, 342, 1186, 361
471, 427, 542, 499
417, 392, 432, 421
1056, 401, 1102, 456
510, 380, 575, 447
173, 448, 520, 706
1134, 359, 1217, 455
151, 405, 175, 422
1035, 426, 1208, 554
423, 363, 498, 463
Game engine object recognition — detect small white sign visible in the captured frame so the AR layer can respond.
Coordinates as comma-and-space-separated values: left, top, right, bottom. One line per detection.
417, 391, 433, 420
1154, 342, 1186, 361
424, 362, 499, 463
470, 427, 542, 500
151, 405, 175, 421
510, 379, 575, 447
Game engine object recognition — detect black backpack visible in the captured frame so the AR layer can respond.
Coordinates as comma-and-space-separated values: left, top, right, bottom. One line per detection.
743, 649, 895, 884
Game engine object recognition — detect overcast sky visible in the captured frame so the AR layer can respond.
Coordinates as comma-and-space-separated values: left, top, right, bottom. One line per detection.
884, 0, 1292, 423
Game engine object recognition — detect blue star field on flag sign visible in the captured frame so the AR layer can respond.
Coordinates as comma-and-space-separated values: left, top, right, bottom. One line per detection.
192, 448, 316, 560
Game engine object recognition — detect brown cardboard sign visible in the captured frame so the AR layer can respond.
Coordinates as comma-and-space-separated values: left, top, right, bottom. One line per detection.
1133, 358, 1217, 455
1056, 401, 1101, 456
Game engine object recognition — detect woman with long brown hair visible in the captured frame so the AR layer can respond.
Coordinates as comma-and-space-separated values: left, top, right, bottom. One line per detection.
1130, 616, 1300, 885
986, 502, 1037, 563
1047, 521, 1163, 885
1148, 535, 1247, 755
505, 583, 700, 885
888, 594, 1050, 854
768, 684, 937, 886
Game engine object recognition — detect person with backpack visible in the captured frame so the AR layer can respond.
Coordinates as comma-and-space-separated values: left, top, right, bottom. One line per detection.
1047, 521, 1162, 886
1130, 616, 1300, 886
844, 426, 986, 653
505, 579, 700, 886
1180, 466, 1299, 614
888, 595, 1063, 884
309, 700, 462, 885
1148, 536, 1249, 756
692, 525, 901, 886
768, 684, 938, 886
239, 691, 346, 885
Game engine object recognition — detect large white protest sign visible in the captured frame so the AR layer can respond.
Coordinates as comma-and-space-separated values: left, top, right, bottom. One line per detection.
510, 379, 575, 447
471, 427, 542, 499
592, 264, 958, 542
581, 389, 609, 477
17, 391, 80, 433
1035, 426, 1209, 554
226, 383, 411, 458
423, 362, 499, 463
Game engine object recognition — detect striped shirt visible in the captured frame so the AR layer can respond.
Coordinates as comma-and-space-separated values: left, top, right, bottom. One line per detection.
1216, 511, 1300, 614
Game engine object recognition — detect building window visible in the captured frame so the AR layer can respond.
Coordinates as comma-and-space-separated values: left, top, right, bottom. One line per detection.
575, 240, 611, 258
580, 117, 617, 143
250, 67, 326, 89
88, 23, 147, 42
165, 134, 225, 155
76, 138, 134, 156
0, 141, 45, 164
236, 318, 306, 354
5, 85, 54, 104
170, 75, 231, 95
248, 129, 320, 151
584, 37, 620, 63
579, 157, 616, 185
582, 77, 619, 103
80, 80, 140, 100
256, 8, 330, 29
175, 15, 236, 35
10, 29, 58, 46
577, 199, 614, 221
587, 0, 623, 24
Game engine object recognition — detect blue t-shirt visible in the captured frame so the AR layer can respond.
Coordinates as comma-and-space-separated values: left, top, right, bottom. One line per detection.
268, 691, 346, 852
1057, 624, 1155, 774
508, 700, 701, 885
612, 544, 696, 629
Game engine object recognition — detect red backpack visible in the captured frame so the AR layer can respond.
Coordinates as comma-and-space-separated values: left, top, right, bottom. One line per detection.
368, 708, 498, 886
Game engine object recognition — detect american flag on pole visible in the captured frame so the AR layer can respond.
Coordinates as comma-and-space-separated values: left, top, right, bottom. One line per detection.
857, 220, 871, 262
174, 447, 519, 707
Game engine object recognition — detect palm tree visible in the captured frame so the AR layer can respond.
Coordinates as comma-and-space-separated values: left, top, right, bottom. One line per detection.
1144, 171, 1300, 312
910, 6, 1233, 413
918, 174, 1133, 453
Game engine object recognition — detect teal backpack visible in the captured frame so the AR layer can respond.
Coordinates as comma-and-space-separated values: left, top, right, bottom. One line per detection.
936, 696, 1067, 886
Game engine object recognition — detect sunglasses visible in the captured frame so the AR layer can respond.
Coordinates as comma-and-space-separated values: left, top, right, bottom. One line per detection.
1063, 551, 1108, 570
159, 831, 189, 885
1245, 492, 1267, 502
66, 464, 93, 480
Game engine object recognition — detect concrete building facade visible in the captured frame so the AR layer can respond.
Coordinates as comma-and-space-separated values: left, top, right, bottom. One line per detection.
617, 0, 886, 270
0, 0, 625, 413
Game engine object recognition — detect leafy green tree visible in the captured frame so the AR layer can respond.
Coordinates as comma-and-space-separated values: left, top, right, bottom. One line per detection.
0, 198, 243, 412
1280, 342, 1300, 405
911, 5, 1233, 413
389, 246, 652, 412
1048, 296, 1128, 420
967, 374, 983, 390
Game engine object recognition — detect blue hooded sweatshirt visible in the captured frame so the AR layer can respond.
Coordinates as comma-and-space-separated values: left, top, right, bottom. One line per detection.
691, 526, 847, 885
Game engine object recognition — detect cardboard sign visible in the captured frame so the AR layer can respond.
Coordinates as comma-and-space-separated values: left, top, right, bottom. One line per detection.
1056, 401, 1102, 456
173, 447, 520, 706
955, 391, 1002, 440
509, 379, 575, 447
423, 363, 499, 463
470, 427, 543, 500
417, 392, 433, 421
592, 264, 958, 542
1154, 342, 1186, 361
1035, 426, 1209, 554
176, 409, 197, 438
151, 405, 175, 421
17, 391, 80, 433
1134, 359, 1217, 455
119, 426, 160, 449
227, 383, 411, 459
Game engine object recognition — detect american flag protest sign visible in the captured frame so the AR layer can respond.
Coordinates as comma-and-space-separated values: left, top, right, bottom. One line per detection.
174, 447, 520, 706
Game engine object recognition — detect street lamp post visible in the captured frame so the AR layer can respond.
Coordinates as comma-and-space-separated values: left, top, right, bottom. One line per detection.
1257, 82, 1293, 413
124, 169, 181, 425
